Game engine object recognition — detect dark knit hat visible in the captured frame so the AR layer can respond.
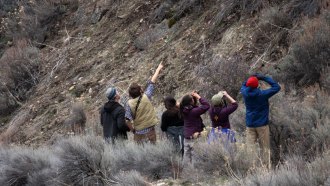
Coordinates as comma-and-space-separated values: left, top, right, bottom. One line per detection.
106, 87, 117, 100
246, 76, 259, 88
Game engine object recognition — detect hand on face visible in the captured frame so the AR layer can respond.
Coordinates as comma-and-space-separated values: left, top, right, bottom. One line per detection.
191, 91, 201, 100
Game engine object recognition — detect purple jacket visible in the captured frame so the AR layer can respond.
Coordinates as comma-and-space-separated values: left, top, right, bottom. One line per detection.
209, 102, 238, 129
182, 98, 210, 139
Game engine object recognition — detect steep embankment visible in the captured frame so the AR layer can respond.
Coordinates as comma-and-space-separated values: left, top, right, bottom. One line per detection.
0, 0, 329, 148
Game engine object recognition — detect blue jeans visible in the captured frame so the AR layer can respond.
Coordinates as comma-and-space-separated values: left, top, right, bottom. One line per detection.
166, 126, 184, 156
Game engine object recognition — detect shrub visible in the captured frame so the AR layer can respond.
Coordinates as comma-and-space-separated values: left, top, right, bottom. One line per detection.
277, 15, 330, 90
228, 150, 330, 186
106, 139, 181, 180
52, 136, 180, 184
0, 147, 60, 186
3, 0, 77, 43
0, 39, 40, 103
239, 0, 266, 16
64, 104, 87, 135
230, 106, 246, 134
251, 6, 292, 64
0, 84, 19, 116
194, 54, 249, 98
182, 138, 261, 184
171, 0, 204, 20
116, 171, 150, 186
284, 0, 326, 19
150, 0, 174, 23
53, 135, 116, 185
269, 90, 330, 162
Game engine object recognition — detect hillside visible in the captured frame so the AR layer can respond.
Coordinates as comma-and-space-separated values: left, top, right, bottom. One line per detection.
0, 0, 329, 185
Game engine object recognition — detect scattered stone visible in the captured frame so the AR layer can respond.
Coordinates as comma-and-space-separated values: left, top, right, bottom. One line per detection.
118, 14, 128, 19
69, 85, 75, 91
98, 79, 105, 84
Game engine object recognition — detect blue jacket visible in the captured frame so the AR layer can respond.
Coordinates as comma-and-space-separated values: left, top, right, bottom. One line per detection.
240, 76, 281, 128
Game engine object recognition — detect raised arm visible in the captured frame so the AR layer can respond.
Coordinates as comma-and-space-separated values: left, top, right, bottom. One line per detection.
221, 91, 238, 115
151, 62, 164, 83
190, 92, 210, 115
223, 91, 236, 104
260, 76, 281, 98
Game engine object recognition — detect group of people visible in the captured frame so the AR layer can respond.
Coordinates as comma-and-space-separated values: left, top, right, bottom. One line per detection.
100, 62, 281, 168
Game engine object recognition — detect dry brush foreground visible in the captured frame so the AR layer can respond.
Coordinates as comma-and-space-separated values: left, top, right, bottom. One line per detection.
0, 134, 329, 185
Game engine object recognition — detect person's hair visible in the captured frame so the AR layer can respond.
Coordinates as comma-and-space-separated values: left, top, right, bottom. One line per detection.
128, 83, 142, 98
180, 94, 193, 116
164, 96, 177, 110
164, 96, 180, 118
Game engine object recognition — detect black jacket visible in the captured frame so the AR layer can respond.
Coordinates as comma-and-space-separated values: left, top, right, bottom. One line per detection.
100, 101, 129, 141
161, 109, 184, 132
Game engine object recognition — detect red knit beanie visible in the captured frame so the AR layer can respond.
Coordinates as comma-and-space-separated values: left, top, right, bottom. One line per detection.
246, 76, 259, 88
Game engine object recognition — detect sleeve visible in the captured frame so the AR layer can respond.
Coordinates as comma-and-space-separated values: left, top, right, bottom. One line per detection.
221, 102, 238, 115
145, 80, 155, 100
260, 76, 281, 98
190, 97, 210, 116
117, 108, 130, 131
124, 104, 133, 121
161, 113, 167, 132
240, 81, 248, 94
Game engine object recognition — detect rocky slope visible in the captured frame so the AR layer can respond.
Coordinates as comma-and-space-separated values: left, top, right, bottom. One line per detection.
0, 0, 329, 147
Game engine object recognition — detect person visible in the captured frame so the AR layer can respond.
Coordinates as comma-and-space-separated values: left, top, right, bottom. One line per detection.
209, 91, 238, 130
241, 73, 281, 169
180, 91, 210, 164
125, 62, 164, 144
100, 87, 133, 143
161, 96, 184, 156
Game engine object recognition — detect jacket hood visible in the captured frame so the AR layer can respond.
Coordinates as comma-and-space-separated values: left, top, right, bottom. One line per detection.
241, 87, 260, 98
103, 101, 120, 113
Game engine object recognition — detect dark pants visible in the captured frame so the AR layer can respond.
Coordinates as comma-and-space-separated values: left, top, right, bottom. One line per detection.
166, 126, 184, 156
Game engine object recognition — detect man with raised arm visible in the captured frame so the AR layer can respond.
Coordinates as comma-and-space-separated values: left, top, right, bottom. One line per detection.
125, 62, 164, 144
241, 73, 281, 169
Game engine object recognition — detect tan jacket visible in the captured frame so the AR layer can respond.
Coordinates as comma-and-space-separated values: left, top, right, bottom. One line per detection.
128, 94, 158, 131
